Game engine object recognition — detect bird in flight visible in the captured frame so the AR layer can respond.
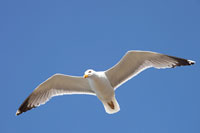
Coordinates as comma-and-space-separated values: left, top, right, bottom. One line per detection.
16, 50, 195, 115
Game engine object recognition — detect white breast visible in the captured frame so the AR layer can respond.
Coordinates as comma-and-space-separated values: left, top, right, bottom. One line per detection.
88, 72, 114, 101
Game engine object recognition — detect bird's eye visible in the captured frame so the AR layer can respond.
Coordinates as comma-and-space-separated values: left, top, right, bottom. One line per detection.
88, 71, 91, 73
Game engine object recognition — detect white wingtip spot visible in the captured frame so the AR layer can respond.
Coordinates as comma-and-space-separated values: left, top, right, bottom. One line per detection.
188, 60, 195, 65
16, 110, 20, 116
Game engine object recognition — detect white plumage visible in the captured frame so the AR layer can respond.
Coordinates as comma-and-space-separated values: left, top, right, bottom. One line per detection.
16, 50, 195, 115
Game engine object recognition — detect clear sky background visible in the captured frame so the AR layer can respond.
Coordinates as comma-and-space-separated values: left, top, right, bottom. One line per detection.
0, 0, 199, 133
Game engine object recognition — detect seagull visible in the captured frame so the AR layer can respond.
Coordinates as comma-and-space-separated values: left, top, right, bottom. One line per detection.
16, 50, 195, 115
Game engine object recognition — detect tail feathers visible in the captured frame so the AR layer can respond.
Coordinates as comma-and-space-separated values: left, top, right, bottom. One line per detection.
102, 97, 120, 114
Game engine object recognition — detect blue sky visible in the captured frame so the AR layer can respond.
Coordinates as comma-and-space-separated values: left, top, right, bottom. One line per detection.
0, 0, 199, 133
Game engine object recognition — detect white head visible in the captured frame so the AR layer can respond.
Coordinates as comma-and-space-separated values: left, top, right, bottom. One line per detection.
83, 69, 95, 78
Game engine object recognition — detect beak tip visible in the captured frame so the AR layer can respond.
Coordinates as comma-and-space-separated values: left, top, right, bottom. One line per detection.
83, 75, 88, 78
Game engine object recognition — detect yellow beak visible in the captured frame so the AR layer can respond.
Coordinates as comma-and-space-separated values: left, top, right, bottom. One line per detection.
83, 74, 88, 78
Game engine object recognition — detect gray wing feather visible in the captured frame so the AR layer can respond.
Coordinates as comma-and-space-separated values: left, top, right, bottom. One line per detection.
16, 74, 95, 115
105, 50, 195, 89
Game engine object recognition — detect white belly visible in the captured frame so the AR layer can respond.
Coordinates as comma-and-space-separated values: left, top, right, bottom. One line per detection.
88, 72, 114, 101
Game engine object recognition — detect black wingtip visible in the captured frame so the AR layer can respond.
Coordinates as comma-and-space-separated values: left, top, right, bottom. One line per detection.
167, 55, 195, 68
16, 96, 36, 116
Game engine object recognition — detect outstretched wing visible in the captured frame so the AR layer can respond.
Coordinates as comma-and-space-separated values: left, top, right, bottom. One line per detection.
105, 50, 195, 89
16, 74, 95, 115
